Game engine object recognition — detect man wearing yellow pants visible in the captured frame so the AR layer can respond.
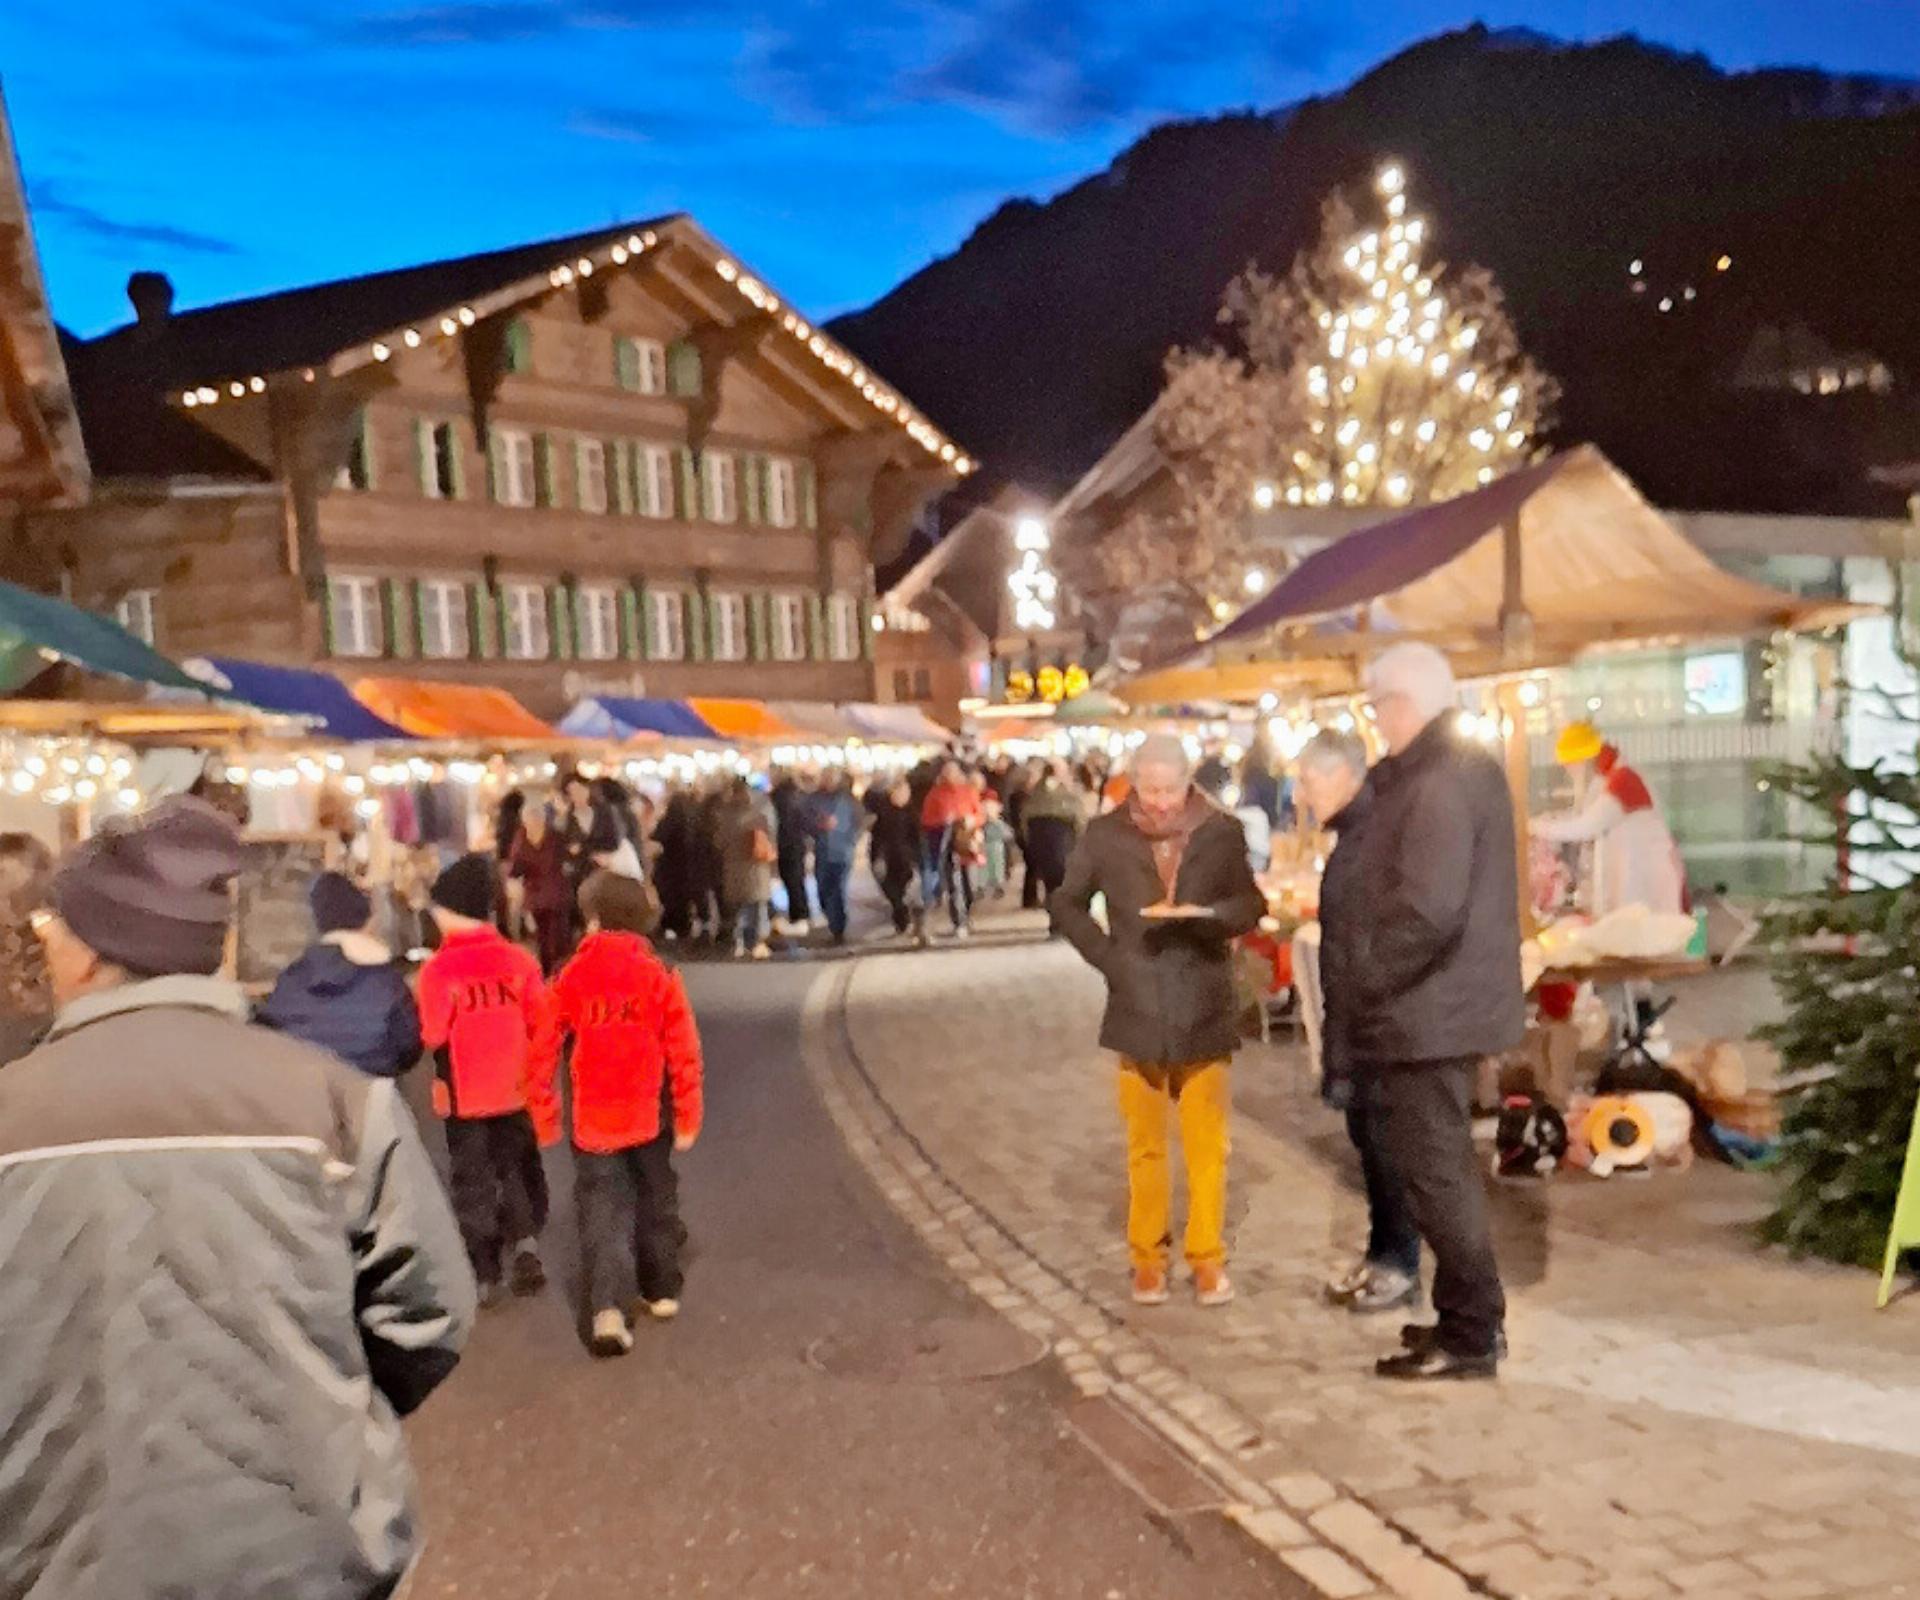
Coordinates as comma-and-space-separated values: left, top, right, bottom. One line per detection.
1053, 735, 1265, 1307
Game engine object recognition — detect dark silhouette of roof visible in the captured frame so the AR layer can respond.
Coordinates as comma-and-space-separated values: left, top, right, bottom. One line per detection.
85, 217, 679, 390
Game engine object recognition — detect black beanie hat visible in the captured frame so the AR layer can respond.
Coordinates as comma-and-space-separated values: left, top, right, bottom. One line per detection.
430, 853, 496, 922
49, 796, 242, 978
309, 871, 372, 935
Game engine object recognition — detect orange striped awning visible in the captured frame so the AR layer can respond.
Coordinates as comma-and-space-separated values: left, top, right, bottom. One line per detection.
683, 697, 803, 742
352, 677, 557, 741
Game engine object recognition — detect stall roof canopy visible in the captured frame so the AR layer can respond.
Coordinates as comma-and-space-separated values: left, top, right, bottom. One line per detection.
1200, 446, 1856, 663
352, 678, 556, 741
686, 698, 802, 742
841, 703, 952, 744
189, 657, 412, 741
0, 579, 207, 694
559, 698, 713, 742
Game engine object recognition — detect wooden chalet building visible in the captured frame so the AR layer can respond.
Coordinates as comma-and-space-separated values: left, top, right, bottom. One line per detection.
31, 217, 971, 717
0, 85, 88, 525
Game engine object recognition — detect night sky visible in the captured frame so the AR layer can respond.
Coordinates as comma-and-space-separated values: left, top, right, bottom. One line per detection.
5, 2, 1916, 336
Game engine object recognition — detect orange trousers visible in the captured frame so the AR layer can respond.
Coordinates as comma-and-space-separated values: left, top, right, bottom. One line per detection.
1116, 1059, 1230, 1271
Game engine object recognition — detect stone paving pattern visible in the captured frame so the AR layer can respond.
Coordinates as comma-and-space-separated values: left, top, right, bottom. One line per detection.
816, 928, 1920, 1600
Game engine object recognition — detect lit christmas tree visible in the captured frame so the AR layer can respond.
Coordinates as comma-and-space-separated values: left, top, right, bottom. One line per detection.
1084, 162, 1557, 645
1224, 161, 1557, 515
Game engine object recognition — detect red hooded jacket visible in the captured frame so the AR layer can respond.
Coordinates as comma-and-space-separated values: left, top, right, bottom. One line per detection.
417, 925, 560, 1139
549, 931, 703, 1153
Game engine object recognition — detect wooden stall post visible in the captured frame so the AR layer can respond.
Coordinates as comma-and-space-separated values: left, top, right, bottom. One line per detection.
1496, 516, 1536, 937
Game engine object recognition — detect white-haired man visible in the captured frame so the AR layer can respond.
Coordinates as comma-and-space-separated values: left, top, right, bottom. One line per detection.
1052, 734, 1265, 1308
1350, 642, 1523, 1380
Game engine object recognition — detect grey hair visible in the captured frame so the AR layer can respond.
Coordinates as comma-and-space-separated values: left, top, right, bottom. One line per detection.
1297, 730, 1367, 779
1362, 641, 1457, 721
1131, 732, 1191, 777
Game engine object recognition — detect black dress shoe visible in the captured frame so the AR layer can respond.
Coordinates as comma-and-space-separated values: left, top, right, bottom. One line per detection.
1375, 1346, 1499, 1381
1401, 1323, 1508, 1358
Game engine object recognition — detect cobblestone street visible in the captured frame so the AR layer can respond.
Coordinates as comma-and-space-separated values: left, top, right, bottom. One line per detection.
808, 921, 1920, 1600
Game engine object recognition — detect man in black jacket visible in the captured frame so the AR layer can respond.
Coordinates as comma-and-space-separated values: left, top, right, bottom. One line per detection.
1351, 643, 1524, 1381
1052, 735, 1265, 1310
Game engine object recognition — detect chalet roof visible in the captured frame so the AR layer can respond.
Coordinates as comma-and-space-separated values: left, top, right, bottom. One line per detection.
74, 214, 975, 481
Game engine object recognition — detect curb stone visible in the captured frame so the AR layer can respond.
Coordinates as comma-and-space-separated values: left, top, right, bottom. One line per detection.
801, 961, 1504, 1600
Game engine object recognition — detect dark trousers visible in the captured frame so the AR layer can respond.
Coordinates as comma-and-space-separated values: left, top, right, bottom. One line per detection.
920, 827, 946, 905
815, 859, 851, 938
531, 906, 571, 977
445, 1112, 548, 1286
779, 851, 811, 924
1346, 1090, 1421, 1278
1372, 1059, 1504, 1356
576, 1136, 684, 1309
878, 860, 916, 932
943, 853, 975, 930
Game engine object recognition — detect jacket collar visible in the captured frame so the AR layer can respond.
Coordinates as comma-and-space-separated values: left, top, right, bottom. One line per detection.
46, 973, 250, 1042
1326, 783, 1375, 835
1373, 713, 1457, 791
322, 929, 394, 966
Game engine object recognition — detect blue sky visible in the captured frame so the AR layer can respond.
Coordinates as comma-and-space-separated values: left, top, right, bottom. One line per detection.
4, 1, 1916, 335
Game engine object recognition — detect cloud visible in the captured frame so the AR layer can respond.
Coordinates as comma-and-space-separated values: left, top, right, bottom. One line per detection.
332, 1, 575, 46
28, 184, 243, 258
566, 106, 739, 146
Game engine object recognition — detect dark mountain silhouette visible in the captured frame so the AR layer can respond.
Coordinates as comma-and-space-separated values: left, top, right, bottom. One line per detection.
834, 26, 1920, 522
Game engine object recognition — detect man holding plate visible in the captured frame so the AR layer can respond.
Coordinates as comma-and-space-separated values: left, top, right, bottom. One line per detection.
1052, 734, 1266, 1309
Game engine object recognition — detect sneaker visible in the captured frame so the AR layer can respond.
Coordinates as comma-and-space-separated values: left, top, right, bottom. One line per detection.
952, 925, 971, 941
1131, 1266, 1170, 1306
750, 942, 772, 961
590, 1308, 634, 1357
477, 1278, 507, 1310
644, 1297, 681, 1321
1349, 1266, 1419, 1315
509, 1241, 546, 1297
732, 942, 748, 960
789, 919, 811, 937
1325, 1257, 1373, 1303
1193, 1264, 1235, 1308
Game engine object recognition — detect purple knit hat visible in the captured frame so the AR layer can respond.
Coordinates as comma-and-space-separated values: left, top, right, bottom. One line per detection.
49, 797, 243, 977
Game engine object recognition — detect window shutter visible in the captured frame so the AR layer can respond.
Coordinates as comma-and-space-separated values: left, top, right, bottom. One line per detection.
467, 584, 489, 659
550, 585, 572, 661
667, 340, 702, 398
859, 596, 875, 661
638, 582, 657, 659
411, 580, 431, 654
535, 433, 559, 508
620, 585, 641, 660
414, 418, 435, 496
504, 319, 532, 374
447, 425, 466, 500
677, 447, 699, 521
807, 593, 827, 660
610, 441, 633, 514
383, 578, 412, 658
614, 336, 639, 391
798, 460, 817, 529
485, 433, 501, 504
686, 589, 708, 661
320, 582, 337, 656
742, 455, 764, 525
745, 592, 765, 661
355, 409, 377, 491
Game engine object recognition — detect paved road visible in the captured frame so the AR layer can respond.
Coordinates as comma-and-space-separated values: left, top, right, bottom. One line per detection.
402, 956, 1300, 1599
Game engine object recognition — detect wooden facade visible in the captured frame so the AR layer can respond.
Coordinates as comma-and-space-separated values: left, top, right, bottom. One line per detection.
32, 217, 966, 718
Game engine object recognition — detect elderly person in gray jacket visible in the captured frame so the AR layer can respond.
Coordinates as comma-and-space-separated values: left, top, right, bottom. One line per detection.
0, 798, 475, 1600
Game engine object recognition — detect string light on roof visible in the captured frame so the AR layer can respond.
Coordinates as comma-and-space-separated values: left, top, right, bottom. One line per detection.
1716, 254, 1732, 272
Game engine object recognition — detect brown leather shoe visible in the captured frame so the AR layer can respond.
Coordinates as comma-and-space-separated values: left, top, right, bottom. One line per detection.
1131, 1265, 1170, 1305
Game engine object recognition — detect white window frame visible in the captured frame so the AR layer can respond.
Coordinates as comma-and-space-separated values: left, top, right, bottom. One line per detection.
767, 458, 799, 528
827, 593, 861, 661
770, 592, 808, 662
494, 428, 537, 508
574, 437, 609, 515
422, 419, 463, 500
114, 589, 157, 645
710, 589, 748, 662
703, 450, 739, 524
327, 575, 383, 659
642, 443, 675, 520
501, 580, 550, 660
648, 587, 686, 661
419, 578, 470, 660
576, 583, 621, 661
637, 338, 667, 396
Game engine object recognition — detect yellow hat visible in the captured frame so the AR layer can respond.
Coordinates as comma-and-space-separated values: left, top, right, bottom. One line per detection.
1554, 721, 1603, 765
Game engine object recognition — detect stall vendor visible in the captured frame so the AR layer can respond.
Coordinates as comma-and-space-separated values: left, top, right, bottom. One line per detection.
1535, 722, 1685, 916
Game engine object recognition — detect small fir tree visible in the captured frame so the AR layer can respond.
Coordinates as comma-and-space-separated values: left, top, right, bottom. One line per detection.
1762, 599, 1920, 1267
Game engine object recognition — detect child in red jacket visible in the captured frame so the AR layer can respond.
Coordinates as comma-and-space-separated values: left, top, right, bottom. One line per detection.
550, 873, 703, 1357
417, 853, 560, 1306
